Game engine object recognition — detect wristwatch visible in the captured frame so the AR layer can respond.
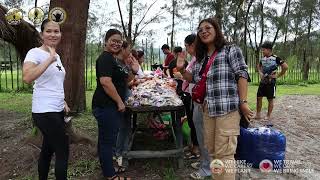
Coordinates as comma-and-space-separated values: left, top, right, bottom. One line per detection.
239, 99, 248, 105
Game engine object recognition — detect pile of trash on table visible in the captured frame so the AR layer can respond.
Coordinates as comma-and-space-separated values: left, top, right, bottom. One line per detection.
126, 76, 183, 107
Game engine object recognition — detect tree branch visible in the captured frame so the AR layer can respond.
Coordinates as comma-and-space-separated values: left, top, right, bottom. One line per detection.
259, 0, 265, 48
136, 0, 158, 29
272, 0, 290, 45
117, 0, 128, 38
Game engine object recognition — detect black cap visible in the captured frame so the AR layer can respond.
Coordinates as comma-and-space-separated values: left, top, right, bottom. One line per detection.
261, 41, 273, 50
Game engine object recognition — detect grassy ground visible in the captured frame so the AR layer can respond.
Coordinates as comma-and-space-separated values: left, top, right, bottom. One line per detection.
1, 84, 319, 139
1, 84, 319, 115
1, 84, 319, 135
0, 84, 319, 179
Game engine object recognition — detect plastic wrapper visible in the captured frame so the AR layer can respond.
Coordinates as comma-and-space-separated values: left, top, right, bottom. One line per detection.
126, 78, 183, 107
236, 127, 286, 169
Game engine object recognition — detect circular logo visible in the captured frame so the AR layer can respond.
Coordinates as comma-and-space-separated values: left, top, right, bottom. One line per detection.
5, 8, 23, 25
49, 7, 67, 24
210, 159, 224, 175
259, 159, 273, 173
28, 7, 44, 26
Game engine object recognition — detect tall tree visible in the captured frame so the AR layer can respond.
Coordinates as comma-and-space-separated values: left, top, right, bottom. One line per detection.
116, 0, 164, 45
170, 0, 176, 50
300, 0, 318, 80
49, 0, 90, 112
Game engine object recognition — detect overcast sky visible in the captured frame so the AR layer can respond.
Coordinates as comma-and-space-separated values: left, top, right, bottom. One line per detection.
1, 0, 294, 48
1, 0, 196, 48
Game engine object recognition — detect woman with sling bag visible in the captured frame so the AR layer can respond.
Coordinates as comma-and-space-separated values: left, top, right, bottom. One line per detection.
176, 18, 253, 180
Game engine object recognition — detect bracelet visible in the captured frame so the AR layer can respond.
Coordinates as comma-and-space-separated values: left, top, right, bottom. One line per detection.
239, 99, 248, 105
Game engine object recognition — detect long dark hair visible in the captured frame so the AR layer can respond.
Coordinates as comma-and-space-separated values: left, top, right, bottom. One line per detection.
195, 18, 227, 62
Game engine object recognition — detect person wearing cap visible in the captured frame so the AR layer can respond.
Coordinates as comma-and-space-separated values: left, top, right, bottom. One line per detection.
254, 41, 288, 122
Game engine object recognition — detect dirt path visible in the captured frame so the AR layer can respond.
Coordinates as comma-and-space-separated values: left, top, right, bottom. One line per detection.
0, 95, 319, 179
0, 110, 39, 179
239, 95, 320, 180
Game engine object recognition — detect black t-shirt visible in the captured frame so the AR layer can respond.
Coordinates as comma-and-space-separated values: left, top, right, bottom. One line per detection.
92, 51, 129, 108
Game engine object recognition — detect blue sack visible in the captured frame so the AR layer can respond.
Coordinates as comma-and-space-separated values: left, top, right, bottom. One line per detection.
236, 127, 286, 169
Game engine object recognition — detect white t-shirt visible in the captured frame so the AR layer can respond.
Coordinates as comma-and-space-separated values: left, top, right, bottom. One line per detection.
24, 48, 66, 113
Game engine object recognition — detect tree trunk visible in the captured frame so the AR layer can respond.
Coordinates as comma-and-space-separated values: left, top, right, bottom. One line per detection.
49, 0, 89, 112
215, 0, 223, 28
302, 49, 309, 81
243, 0, 254, 64
170, 0, 175, 51
302, 3, 314, 81
117, 0, 128, 39
259, 0, 265, 48
272, 0, 289, 46
127, 0, 133, 45
283, 0, 291, 44
48, 0, 94, 146
255, 49, 260, 72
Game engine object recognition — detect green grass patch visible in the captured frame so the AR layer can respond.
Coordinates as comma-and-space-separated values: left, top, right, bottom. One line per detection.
163, 167, 178, 180
67, 159, 99, 178
0, 84, 319, 115
247, 84, 320, 110
0, 92, 32, 114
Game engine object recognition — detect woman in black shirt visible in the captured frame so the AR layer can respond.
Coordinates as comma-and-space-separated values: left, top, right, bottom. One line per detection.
92, 29, 137, 180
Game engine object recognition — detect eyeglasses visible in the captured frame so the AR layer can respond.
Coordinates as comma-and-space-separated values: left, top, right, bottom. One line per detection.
197, 26, 214, 34
109, 39, 123, 45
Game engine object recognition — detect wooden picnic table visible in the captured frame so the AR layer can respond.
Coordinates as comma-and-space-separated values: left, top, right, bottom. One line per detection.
124, 105, 185, 168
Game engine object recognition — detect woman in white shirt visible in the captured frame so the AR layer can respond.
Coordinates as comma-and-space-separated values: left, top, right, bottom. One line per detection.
23, 19, 70, 180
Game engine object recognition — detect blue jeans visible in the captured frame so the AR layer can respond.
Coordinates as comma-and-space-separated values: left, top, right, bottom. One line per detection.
193, 103, 211, 176
93, 106, 122, 177
115, 89, 132, 162
115, 111, 131, 160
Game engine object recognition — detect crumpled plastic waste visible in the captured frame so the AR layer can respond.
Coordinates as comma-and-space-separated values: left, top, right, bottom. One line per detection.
126, 77, 183, 107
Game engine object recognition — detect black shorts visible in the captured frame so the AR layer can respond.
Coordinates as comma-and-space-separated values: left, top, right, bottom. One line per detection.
257, 82, 276, 99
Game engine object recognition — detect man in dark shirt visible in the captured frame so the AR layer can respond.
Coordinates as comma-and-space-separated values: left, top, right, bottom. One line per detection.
255, 41, 288, 121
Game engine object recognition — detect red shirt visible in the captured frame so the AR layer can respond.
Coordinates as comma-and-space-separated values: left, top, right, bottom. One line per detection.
163, 53, 175, 67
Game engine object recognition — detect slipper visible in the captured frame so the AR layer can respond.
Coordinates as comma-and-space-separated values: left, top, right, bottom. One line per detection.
114, 166, 126, 174
108, 175, 131, 180
191, 162, 201, 170
184, 152, 200, 159
190, 172, 205, 180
